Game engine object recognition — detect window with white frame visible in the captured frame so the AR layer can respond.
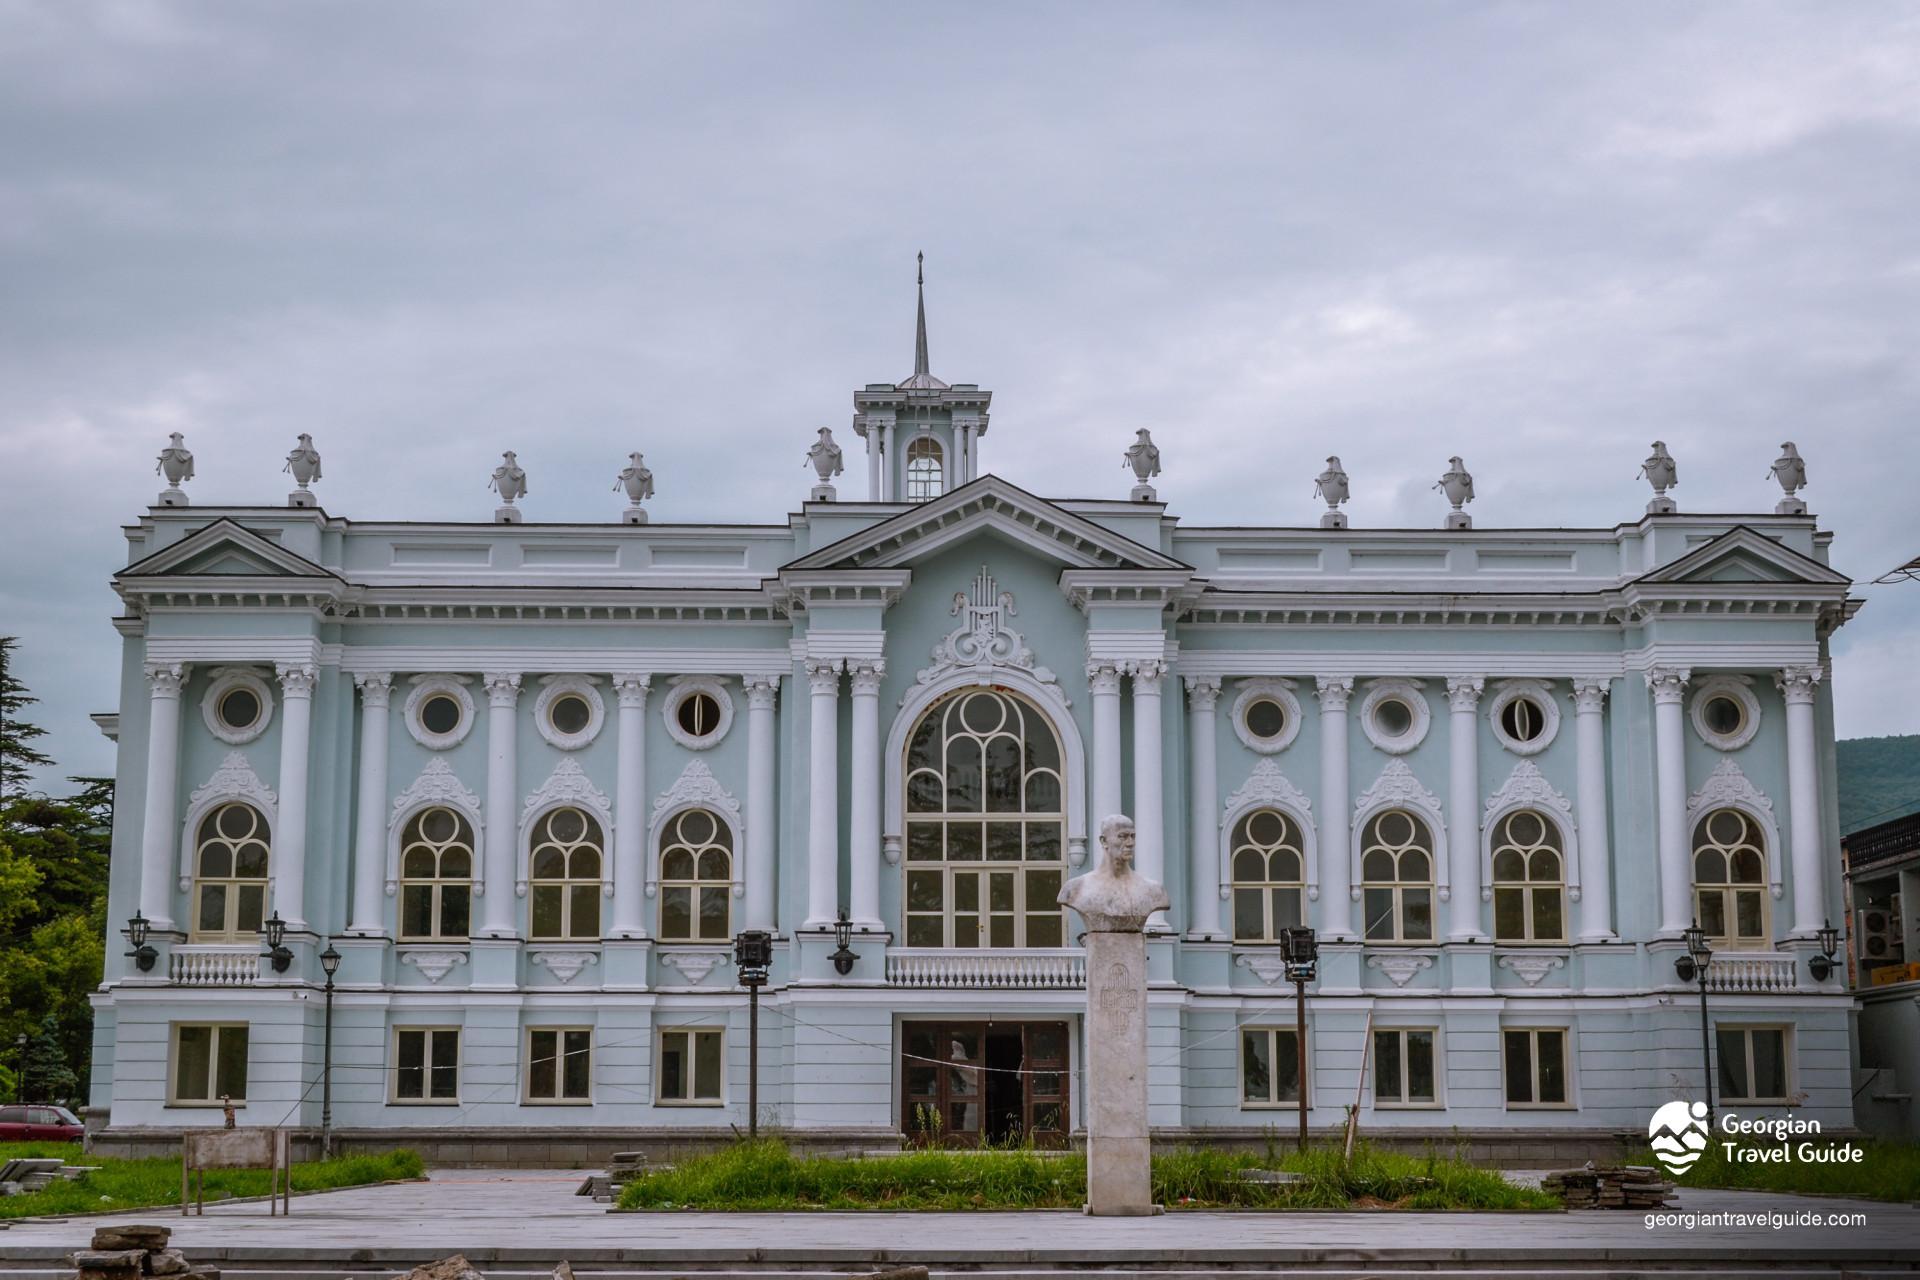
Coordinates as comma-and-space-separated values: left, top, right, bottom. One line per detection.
1230, 809, 1305, 942
659, 809, 732, 941
398, 806, 474, 941
1693, 808, 1768, 949
526, 1027, 592, 1103
658, 1027, 725, 1104
1360, 810, 1434, 943
192, 802, 271, 942
1490, 811, 1566, 943
393, 1027, 459, 1104
171, 1024, 249, 1105
1240, 1027, 1304, 1106
528, 807, 603, 941
1373, 1027, 1438, 1107
1717, 1026, 1790, 1104
905, 436, 944, 502
1502, 1027, 1570, 1108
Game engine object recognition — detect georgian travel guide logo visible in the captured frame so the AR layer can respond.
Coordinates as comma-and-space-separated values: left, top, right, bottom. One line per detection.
1648, 1100, 1865, 1176
1648, 1100, 1712, 1175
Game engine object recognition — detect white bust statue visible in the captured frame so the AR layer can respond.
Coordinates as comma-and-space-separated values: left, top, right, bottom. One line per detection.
1058, 815, 1169, 934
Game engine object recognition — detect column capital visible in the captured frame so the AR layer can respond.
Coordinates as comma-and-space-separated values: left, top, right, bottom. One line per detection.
1444, 675, 1485, 711
849, 659, 887, 695
353, 671, 394, 708
1087, 660, 1122, 695
1184, 675, 1222, 709
1775, 665, 1822, 704
275, 662, 319, 698
482, 671, 522, 706
743, 673, 780, 709
805, 658, 844, 694
1645, 666, 1692, 703
611, 672, 652, 708
1569, 676, 1610, 712
144, 661, 190, 697
1314, 675, 1355, 711
1125, 658, 1167, 692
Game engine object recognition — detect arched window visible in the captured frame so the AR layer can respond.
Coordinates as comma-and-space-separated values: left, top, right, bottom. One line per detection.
1490, 810, 1565, 943
529, 807, 602, 941
1230, 809, 1305, 942
1693, 808, 1767, 948
905, 437, 944, 502
398, 806, 474, 941
193, 802, 270, 942
659, 809, 732, 941
903, 689, 1065, 948
1360, 810, 1434, 944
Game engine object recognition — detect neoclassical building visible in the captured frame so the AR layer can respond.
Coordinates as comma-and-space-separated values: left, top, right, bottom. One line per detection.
89, 289, 1863, 1156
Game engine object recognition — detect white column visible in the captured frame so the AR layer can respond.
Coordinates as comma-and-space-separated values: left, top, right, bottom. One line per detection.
744, 675, 779, 932
866, 433, 881, 501
1315, 677, 1355, 939
849, 660, 885, 930
1088, 661, 1123, 829
960, 424, 976, 482
272, 663, 317, 930
883, 422, 897, 501
1647, 667, 1693, 936
348, 673, 393, 935
1129, 661, 1169, 929
609, 673, 650, 938
1778, 666, 1827, 937
1444, 676, 1485, 942
480, 672, 521, 937
1185, 677, 1223, 938
137, 662, 189, 930
804, 659, 842, 929
1570, 679, 1616, 942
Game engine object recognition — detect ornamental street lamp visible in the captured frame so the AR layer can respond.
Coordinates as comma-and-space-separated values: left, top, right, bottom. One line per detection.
319, 942, 341, 1159
830, 909, 860, 976
1808, 919, 1842, 983
1674, 920, 1715, 1128
125, 911, 157, 973
263, 912, 293, 973
733, 930, 773, 1138
1280, 925, 1319, 1153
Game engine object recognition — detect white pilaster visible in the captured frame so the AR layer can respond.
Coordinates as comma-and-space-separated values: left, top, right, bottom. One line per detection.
882, 422, 897, 502
1778, 666, 1827, 937
609, 673, 650, 939
1570, 678, 1615, 941
849, 660, 886, 930
1445, 676, 1485, 942
1185, 677, 1223, 938
744, 675, 779, 932
1647, 667, 1693, 936
348, 673, 393, 935
1315, 677, 1355, 939
272, 663, 317, 930
866, 433, 881, 502
137, 662, 189, 930
1129, 660, 1169, 930
804, 659, 842, 929
481, 672, 521, 937
1088, 661, 1123, 830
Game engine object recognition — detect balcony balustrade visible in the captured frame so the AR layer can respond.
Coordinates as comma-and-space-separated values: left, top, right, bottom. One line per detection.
167, 945, 263, 987
1701, 951, 1799, 994
885, 947, 1086, 989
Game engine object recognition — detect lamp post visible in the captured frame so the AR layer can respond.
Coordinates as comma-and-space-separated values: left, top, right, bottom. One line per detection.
1808, 918, 1842, 983
733, 930, 773, 1138
1280, 925, 1319, 1153
125, 911, 157, 973
319, 942, 341, 1159
1674, 920, 1715, 1127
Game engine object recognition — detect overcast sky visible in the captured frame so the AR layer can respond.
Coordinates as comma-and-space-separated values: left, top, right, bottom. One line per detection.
2, 1, 1918, 797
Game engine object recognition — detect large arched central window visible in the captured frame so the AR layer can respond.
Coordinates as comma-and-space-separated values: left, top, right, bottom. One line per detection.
529, 806, 603, 941
1693, 808, 1767, 948
192, 802, 270, 942
903, 689, 1065, 948
1231, 809, 1305, 942
399, 806, 474, 941
1360, 810, 1434, 944
1490, 810, 1565, 943
905, 437, 944, 502
659, 808, 732, 941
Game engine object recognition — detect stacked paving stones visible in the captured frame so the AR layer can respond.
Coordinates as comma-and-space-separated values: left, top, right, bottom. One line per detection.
1542, 1165, 1676, 1209
69, 1225, 216, 1280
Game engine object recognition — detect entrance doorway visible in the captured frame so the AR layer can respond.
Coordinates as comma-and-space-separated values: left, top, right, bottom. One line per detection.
902, 1020, 1070, 1148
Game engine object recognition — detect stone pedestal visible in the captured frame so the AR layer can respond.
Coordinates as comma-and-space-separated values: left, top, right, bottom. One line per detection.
811, 483, 837, 502
495, 505, 522, 524
289, 490, 316, 508
1444, 510, 1472, 529
1320, 511, 1347, 528
623, 506, 648, 524
1129, 483, 1157, 503
1646, 495, 1676, 514
1083, 928, 1157, 1215
157, 487, 187, 507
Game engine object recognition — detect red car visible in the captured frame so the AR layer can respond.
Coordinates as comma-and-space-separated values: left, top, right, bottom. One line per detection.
0, 1104, 84, 1142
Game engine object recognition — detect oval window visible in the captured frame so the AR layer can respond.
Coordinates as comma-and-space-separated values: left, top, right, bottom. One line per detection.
1703, 695, 1744, 738
549, 694, 592, 736
218, 688, 261, 731
677, 692, 721, 739
420, 694, 463, 737
1374, 698, 1414, 738
1500, 697, 1544, 743
1244, 697, 1287, 742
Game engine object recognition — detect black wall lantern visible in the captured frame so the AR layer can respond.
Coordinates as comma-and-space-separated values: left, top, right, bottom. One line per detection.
263, 911, 293, 973
830, 909, 859, 976
1808, 918, 1842, 982
125, 911, 157, 973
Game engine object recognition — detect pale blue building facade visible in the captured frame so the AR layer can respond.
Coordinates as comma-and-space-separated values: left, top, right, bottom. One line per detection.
88, 309, 1863, 1157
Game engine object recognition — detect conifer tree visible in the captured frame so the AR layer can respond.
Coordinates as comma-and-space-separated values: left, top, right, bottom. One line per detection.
0, 637, 54, 799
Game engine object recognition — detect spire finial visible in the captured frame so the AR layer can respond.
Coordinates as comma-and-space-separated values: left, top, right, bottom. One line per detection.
913, 251, 930, 380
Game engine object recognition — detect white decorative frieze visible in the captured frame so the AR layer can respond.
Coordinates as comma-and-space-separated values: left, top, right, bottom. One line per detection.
399, 949, 469, 984
1221, 759, 1318, 901
1496, 952, 1567, 986
1234, 952, 1290, 986
1686, 758, 1783, 900
1365, 952, 1436, 987
658, 949, 729, 985
911, 566, 1065, 707
530, 949, 600, 984
179, 752, 278, 891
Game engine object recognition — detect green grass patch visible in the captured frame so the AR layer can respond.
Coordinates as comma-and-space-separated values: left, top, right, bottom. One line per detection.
0, 1142, 424, 1219
614, 1138, 1558, 1212
1651, 1139, 1920, 1203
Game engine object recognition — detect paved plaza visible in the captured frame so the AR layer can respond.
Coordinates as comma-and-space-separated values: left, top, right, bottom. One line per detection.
1, 1169, 1916, 1273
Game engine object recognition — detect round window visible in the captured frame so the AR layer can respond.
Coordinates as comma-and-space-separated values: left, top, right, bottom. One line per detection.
677, 692, 722, 739
1374, 698, 1414, 738
420, 694, 463, 737
549, 694, 592, 736
1703, 695, 1744, 738
217, 687, 261, 731
1244, 697, 1287, 742
1499, 697, 1545, 743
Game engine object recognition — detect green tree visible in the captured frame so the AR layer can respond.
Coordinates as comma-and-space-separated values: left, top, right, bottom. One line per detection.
0, 793, 110, 938
0, 835, 42, 937
0, 637, 54, 799
0, 909, 104, 1102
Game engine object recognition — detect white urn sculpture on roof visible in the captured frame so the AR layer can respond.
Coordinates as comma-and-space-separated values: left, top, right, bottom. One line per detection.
283, 433, 322, 508
806, 426, 844, 502
1768, 441, 1808, 516
1122, 428, 1162, 503
1434, 455, 1475, 529
489, 450, 528, 524
1639, 441, 1678, 514
615, 451, 653, 525
155, 432, 194, 507
1313, 455, 1350, 529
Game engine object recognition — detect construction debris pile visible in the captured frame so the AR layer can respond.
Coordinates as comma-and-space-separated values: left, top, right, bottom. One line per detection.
69, 1225, 216, 1280
1541, 1165, 1676, 1210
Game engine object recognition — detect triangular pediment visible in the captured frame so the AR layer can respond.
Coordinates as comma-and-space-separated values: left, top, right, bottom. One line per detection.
785, 475, 1188, 572
1635, 527, 1849, 588
119, 518, 337, 581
